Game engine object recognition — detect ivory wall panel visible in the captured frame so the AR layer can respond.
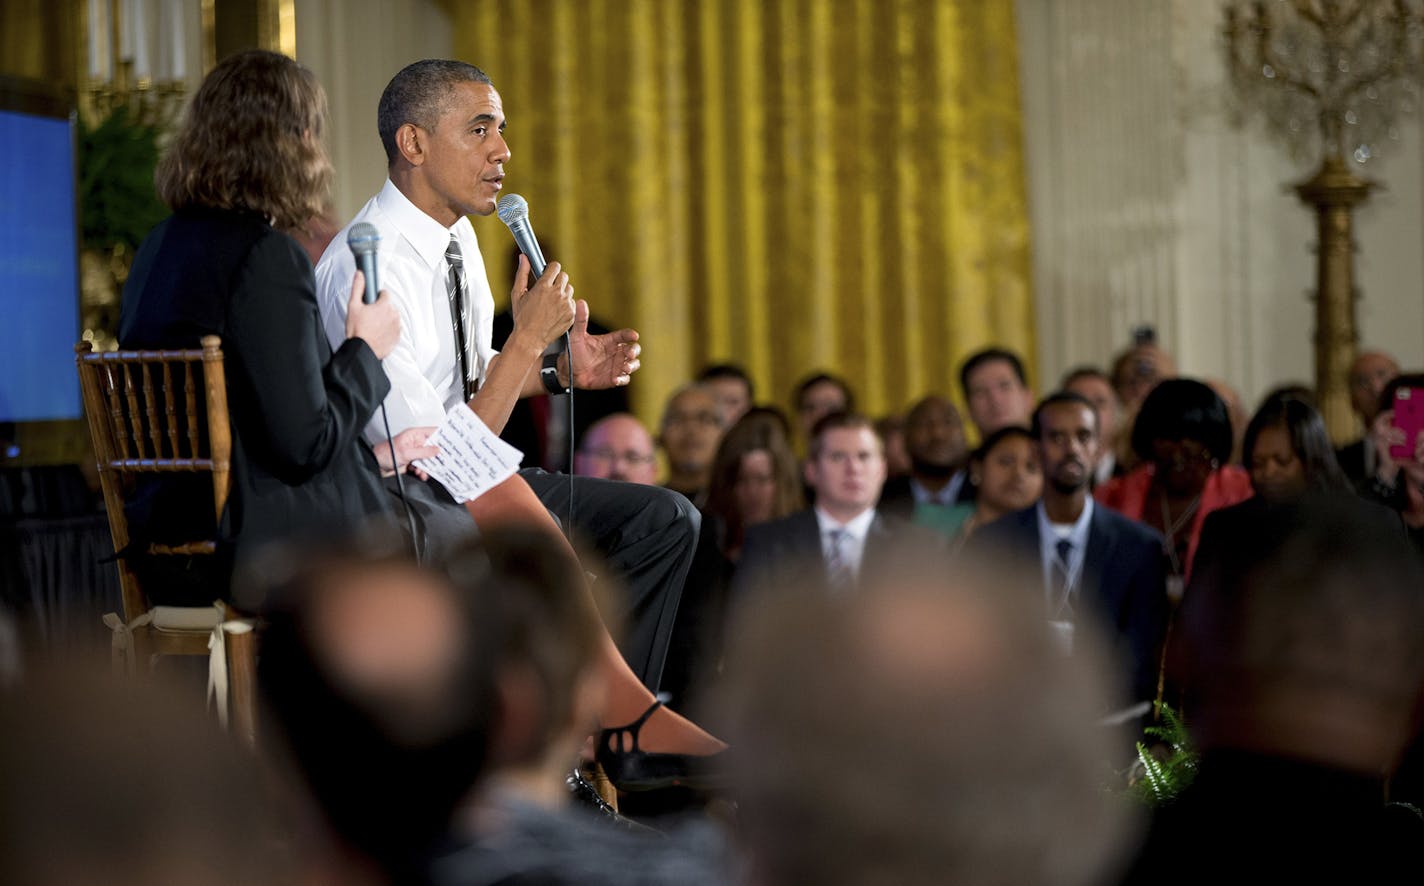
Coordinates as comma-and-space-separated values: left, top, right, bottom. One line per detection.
1018, 0, 1424, 411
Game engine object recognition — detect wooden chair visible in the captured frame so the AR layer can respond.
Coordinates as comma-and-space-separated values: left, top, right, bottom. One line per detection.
76, 335, 257, 744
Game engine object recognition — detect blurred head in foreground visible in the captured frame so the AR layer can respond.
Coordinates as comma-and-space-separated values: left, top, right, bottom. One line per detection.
720, 555, 1134, 886
1181, 496, 1424, 775
258, 540, 498, 879
0, 669, 284, 885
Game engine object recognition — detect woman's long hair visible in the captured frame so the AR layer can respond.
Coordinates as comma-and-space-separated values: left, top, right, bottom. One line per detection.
703, 410, 804, 554
156, 50, 332, 230
1243, 394, 1353, 495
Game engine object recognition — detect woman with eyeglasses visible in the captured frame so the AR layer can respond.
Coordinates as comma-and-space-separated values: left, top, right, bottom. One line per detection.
1095, 379, 1253, 594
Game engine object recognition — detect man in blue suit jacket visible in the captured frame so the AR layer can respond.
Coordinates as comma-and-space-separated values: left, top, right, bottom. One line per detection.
975, 392, 1168, 705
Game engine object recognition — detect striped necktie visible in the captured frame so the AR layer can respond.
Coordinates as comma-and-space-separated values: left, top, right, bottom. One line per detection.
826, 528, 854, 591
445, 234, 476, 401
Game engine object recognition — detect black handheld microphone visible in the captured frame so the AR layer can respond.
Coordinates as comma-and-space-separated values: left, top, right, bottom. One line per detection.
495, 194, 547, 278
495, 192, 575, 532
347, 222, 381, 304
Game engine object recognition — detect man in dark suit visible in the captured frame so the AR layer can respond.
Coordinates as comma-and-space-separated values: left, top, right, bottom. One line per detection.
975, 392, 1168, 704
734, 412, 923, 598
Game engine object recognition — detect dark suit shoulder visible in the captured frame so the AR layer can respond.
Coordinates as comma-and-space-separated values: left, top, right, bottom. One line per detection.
1091, 505, 1164, 549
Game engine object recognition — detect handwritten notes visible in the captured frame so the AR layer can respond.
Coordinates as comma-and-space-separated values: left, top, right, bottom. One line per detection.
413, 405, 524, 503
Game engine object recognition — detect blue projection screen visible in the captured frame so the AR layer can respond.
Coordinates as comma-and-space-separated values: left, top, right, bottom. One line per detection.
0, 108, 80, 421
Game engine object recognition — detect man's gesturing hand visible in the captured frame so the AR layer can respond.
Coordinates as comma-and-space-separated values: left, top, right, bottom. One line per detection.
566, 299, 641, 389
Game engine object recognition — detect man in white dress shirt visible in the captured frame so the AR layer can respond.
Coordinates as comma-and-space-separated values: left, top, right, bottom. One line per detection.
315, 59, 698, 690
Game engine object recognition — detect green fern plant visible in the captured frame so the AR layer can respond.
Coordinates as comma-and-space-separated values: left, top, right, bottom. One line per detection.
1129, 703, 1198, 807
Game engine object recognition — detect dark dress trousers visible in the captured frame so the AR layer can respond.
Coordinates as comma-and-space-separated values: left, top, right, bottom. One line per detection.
119, 208, 395, 608
973, 503, 1169, 704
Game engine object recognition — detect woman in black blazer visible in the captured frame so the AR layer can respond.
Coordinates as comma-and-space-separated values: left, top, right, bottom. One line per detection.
118, 50, 423, 608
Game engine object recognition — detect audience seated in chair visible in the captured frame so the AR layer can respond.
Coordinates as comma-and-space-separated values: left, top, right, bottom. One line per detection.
959, 347, 1035, 441
658, 384, 726, 507
573, 413, 658, 485
933, 425, 1042, 548
697, 363, 755, 427
732, 411, 937, 601
878, 394, 971, 518
1337, 350, 1400, 487
1095, 379, 1253, 590
973, 392, 1169, 707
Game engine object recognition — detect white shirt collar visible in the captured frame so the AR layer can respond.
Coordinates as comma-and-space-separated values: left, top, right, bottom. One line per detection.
374, 178, 480, 272
1035, 497, 1094, 598
814, 506, 877, 542
910, 470, 964, 506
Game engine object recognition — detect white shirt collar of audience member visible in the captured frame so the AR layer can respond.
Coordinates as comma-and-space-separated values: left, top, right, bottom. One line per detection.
814, 506, 877, 576
1035, 497, 1094, 601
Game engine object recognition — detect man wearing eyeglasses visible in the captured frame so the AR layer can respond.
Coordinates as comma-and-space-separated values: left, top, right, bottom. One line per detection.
574, 413, 659, 485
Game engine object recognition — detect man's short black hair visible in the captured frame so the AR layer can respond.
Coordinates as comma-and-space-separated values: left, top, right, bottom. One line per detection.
698, 363, 755, 400
959, 348, 1028, 399
1030, 391, 1098, 439
1130, 378, 1233, 465
378, 59, 493, 165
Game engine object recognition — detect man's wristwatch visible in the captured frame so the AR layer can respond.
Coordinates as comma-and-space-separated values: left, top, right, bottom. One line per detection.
541, 352, 570, 395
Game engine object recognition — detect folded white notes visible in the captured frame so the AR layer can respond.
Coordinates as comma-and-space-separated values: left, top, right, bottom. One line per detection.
413, 405, 524, 502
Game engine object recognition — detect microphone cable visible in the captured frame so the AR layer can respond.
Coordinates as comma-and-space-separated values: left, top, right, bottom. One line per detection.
380, 401, 424, 565
563, 330, 574, 535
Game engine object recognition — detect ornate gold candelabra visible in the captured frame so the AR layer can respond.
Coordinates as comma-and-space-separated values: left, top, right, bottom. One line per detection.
79, 0, 189, 352
1224, 0, 1424, 442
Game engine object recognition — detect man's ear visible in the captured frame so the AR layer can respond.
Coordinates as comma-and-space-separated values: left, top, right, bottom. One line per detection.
803, 457, 818, 488
396, 122, 426, 167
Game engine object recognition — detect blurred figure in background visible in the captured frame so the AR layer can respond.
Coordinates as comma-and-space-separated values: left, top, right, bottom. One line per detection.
1096, 379, 1252, 592
664, 411, 805, 709
1063, 367, 1125, 487
792, 371, 856, 451
659, 385, 726, 506
929, 426, 1042, 549
574, 413, 658, 485
1337, 350, 1400, 487
879, 395, 971, 518
959, 348, 1035, 440
875, 412, 913, 480
721, 555, 1136, 886
697, 363, 755, 427
1110, 332, 1176, 414
1361, 374, 1424, 559
1241, 394, 1353, 504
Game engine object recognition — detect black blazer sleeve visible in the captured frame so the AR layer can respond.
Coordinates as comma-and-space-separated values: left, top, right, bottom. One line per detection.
225, 233, 390, 485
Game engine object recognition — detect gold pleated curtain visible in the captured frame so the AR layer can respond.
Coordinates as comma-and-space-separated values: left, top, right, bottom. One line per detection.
450, 0, 1035, 428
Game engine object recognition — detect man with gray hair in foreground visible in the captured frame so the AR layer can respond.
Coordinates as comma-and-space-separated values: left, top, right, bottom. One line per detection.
719, 554, 1136, 886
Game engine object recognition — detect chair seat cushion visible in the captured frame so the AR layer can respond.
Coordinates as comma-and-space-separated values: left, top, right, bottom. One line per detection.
151, 605, 223, 632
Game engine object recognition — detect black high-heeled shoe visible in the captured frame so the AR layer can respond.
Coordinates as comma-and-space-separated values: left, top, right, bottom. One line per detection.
595, 701, 727, 793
